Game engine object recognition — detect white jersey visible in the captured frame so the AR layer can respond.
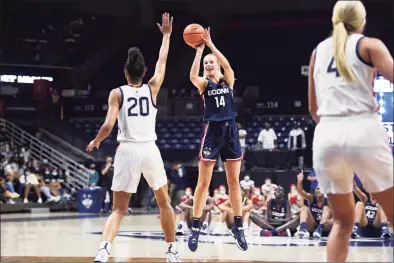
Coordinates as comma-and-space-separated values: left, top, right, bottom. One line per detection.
313, 34, 378, 117
116, 84, 157, 142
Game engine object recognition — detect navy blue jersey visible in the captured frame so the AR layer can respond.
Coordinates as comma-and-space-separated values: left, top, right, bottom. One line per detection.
270, 199, 287, 220
365, 199, 378, 224
309, 196, 328, 222
201, 79, 238, 121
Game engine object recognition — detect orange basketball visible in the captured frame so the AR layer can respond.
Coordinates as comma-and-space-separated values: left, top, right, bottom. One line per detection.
183, 24, 205, 48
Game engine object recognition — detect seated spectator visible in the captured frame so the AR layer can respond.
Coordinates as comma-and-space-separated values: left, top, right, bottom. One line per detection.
88, 164, 99, 187
217, 189, 253, 234
288, 184, 302, 218
211, 185, 230, 235
251, 186, 299, 237
250, 187, 266, 214
49, 168, 62, 197
176, 192, 214, 236
36, 171, 61, 203
257, 123, 277, 150
20, 169, 42, 204
240, 175, 254, 191
0, 177, 19, 204
261, 178, 277, 200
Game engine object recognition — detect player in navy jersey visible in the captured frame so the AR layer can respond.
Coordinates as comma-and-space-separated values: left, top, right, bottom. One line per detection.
351, 181, 391, 239
187, 27, 247, 252
295, 171, 333, 239
251, 186, 299, 237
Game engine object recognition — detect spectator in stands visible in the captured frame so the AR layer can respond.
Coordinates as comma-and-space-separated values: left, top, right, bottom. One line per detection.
257, 123, 277, 150
307, 169, 318, 193
100, 156, 114, 213
36, 169, 61, 203
238, 123, 247, 171
240, 175, 254, 191
49, 168, 62, 197
170, 163, 188, 207
218, 188, 253, 233
261, 177, 277, 199
88, 164, 99, 187
0, 177, 19, 204
288, 123, 306, 168
20, 169, 42, 203
288, 184, 302, 218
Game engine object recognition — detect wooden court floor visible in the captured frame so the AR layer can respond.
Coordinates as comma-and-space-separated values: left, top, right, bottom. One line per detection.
1, 212, 393, 262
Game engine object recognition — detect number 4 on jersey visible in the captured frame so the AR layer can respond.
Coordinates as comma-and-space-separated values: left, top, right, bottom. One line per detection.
215, 96, 225, 108
327, 57, 340, 77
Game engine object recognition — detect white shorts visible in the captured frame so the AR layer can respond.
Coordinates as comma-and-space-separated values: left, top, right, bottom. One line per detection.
313, 114, 393, 194
111, 141, 167, 193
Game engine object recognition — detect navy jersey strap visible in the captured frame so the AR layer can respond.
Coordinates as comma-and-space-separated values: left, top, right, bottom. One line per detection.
118, 87, 124, 109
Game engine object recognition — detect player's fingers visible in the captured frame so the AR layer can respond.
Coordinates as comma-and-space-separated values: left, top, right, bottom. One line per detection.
170, 16, 173, 25
156, 23, 162, 31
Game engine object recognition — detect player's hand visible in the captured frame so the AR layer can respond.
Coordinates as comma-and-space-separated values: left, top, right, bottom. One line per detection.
86, 139, 100, 152
201, 27, 213, 47
157, 12, 173, 36
297, 170, 304, 181
195, 43, 205, 52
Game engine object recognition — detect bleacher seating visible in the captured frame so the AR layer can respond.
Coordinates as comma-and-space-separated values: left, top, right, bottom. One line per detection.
70, 116, 310, 150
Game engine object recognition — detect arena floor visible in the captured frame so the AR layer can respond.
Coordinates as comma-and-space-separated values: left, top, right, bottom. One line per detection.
1, 211, 393, 262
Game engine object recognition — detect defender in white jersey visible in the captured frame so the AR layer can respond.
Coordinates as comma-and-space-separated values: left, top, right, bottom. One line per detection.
87, 13, 180, 262
308, 1, 393, 261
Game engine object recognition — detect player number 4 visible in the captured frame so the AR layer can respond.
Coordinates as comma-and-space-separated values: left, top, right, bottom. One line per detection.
327, 57, 340, 77
215, 96, 225, 108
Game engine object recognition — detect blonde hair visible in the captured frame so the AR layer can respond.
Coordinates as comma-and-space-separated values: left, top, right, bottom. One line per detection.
203, 53, 224, 79
332, 1, 366, 82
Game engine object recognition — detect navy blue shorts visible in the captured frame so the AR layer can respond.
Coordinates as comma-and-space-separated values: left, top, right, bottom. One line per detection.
199, 120, 243, 162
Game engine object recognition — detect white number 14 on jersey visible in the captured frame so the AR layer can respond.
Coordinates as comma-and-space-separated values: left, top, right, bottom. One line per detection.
215, 96, 225, 108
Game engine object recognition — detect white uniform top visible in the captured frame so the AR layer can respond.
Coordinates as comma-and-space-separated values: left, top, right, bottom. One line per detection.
116, 84, 158, 142
313, 34, 377, 117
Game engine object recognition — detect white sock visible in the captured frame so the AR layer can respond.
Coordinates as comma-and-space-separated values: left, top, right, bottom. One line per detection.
203, 221, 208, 226
167, 242, 177, 253
99, 241, 112, 254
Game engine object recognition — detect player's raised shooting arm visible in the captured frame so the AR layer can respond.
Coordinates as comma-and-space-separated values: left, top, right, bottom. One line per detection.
149, 35, 170, 97
297, 177, 313, 203
94, 89, 120, 144
190, 47, 207, 92
366, 38, 393, 83
149, 13, 173, 97
203, 197, 215, 211
308, 49, 320, 124
353, 180, 368, 204
178, 198, 194, 210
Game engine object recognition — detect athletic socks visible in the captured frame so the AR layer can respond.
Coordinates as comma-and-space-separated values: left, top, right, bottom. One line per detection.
381, 222, 388, 229
99, 241, 111, 254
300, 222, 307, 231
167, 242, 177, 253
316, 223, 324, 232
234, 216, 243, 228
353, 222, 360, 230
192, 217, 201, 229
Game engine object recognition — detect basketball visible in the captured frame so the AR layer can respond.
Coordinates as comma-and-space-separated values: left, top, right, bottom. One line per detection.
183, 24, 205, 48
